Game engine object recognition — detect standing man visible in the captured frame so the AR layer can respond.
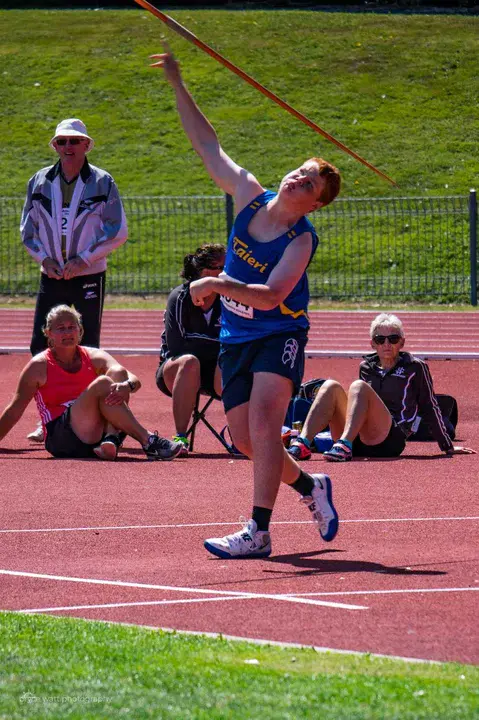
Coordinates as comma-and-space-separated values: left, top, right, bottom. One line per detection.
21, 118, 128, 441
151, 46, 341, 558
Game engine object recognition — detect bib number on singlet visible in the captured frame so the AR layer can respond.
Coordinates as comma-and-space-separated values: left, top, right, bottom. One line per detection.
221, 295, 253, 319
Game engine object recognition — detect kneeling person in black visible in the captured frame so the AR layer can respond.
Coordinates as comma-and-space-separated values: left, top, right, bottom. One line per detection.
156, 244, 225, 455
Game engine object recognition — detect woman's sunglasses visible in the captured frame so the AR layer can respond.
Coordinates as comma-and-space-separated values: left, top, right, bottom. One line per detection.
55, 137, 84, 146
373, 334, 402, 345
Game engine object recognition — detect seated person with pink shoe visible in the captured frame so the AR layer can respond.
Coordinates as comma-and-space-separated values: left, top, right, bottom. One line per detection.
287, 313, 474, 462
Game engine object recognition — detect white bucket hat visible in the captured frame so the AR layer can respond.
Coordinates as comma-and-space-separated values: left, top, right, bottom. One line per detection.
49, 118, 94, 153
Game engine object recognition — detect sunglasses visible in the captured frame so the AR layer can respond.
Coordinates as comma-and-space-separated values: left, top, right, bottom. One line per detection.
55, 137, 84, 146
373, 334, 402, 345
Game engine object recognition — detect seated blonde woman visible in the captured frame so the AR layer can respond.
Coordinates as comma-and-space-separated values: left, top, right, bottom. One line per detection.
288, 313, 474, 462
0, 305, 183, 462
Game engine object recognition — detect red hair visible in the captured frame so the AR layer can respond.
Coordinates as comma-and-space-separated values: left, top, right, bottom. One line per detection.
310, 157, 341, 207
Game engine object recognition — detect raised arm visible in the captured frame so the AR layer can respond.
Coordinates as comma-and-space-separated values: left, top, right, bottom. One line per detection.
150, 46, 263, 204
0, 360, 43, 444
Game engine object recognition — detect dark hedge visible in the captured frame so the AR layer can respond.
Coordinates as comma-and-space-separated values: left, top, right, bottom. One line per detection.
1, 1, 477, 11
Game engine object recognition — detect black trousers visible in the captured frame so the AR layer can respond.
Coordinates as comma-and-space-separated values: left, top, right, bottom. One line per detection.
30, 271, 106, 356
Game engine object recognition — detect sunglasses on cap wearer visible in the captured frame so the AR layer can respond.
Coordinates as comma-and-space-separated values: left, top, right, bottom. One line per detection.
373, 334, 402, 345
55, 137, 84, 146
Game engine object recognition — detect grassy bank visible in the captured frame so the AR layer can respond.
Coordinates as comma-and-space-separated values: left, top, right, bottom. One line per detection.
0, 10, 477, 198
0, 10, 477, 301
1, 613, 477, 719
0, 294, 476, 311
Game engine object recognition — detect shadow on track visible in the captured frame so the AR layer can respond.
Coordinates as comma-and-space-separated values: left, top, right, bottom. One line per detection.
262, 549, 447, 577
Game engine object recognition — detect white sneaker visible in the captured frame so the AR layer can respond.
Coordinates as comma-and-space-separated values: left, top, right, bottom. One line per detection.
204, 519, 271, 559
93, 437, 119, 461
300, 473, 339, 542
27, 425, 44, 443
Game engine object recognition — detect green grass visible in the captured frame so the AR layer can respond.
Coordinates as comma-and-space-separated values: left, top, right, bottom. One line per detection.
0, 9, 477, 198
0, 293, 477, 311
0, 10, 477, 301
1, 612, 477, 719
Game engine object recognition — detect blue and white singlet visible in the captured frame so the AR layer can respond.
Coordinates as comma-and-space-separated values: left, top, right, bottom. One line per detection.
220, 190, 318, 344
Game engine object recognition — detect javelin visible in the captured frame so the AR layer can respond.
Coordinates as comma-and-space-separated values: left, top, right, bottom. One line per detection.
134, 0, 397, 186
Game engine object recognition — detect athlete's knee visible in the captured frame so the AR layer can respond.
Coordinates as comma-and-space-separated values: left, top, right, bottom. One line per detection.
106, 366, 128, 382
89, 375, 115, 396
176, 355, 201, 380
349, 378, 369, 396
314, 378, 343, 402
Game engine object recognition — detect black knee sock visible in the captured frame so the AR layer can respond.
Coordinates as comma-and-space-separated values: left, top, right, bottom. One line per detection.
291, 470, 315, 497
252, 506, 272, 532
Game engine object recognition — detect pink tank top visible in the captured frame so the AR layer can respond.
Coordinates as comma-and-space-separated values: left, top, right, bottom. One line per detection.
34, 346, 98, 430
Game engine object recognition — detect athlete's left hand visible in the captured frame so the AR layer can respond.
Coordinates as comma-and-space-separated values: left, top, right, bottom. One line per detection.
445, 445, 476, 455
104, 383, 129, 406
190, 277, 214, 307
63, 256, 88, 280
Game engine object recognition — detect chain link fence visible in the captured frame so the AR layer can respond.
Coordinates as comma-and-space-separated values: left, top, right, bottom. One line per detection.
1, 192, 476, 303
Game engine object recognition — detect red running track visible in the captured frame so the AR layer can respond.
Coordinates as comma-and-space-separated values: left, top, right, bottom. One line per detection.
0, 355, 478, 664
1, 308, 479, 358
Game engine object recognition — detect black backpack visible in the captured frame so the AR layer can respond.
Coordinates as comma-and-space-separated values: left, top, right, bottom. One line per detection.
408, 394, 458, 442
284, 378, 327, 429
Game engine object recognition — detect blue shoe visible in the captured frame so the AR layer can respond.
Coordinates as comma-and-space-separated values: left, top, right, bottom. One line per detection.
323, 439, 352, 462
287, 437, 312, 461
301, 473, 339, 542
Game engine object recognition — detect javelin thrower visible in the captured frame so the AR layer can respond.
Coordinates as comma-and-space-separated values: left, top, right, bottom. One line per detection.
147, 44, 340, 559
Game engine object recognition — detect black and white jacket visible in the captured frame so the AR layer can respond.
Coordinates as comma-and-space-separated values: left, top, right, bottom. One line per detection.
160, 283, 222, 368
359, 351, 454, 452
20, 159, 128, 276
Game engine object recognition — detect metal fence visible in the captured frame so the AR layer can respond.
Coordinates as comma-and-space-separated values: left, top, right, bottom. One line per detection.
1, 191, 477, 304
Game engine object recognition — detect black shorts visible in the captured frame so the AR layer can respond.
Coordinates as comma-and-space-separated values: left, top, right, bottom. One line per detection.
45, 407, 101, 459
352, 418, 406, 458
155, 357, 218, 399
220, 330, 307, 414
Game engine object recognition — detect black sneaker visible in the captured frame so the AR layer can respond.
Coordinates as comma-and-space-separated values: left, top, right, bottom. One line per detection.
143, 432, 183, 461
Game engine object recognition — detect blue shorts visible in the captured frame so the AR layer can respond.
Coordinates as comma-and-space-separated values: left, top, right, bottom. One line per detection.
219, 330, 307, 413
45, 407, 102, 459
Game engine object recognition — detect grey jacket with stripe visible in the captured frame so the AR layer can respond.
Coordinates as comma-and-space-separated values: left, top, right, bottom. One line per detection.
20, 159, 128, 276
359, 351, 454, 452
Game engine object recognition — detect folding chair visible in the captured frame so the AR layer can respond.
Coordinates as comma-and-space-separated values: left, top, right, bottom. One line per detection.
186, 391, 243, 455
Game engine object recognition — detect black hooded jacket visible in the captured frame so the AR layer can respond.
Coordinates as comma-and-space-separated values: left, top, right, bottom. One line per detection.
159, 283, 222, 368
359, 351, 454, 453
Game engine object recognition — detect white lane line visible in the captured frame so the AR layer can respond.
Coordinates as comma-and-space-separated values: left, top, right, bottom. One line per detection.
287, 587, 479, 598
0, 569, 367, 611
21, 596, 248, 613
0, 516, 477, 534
